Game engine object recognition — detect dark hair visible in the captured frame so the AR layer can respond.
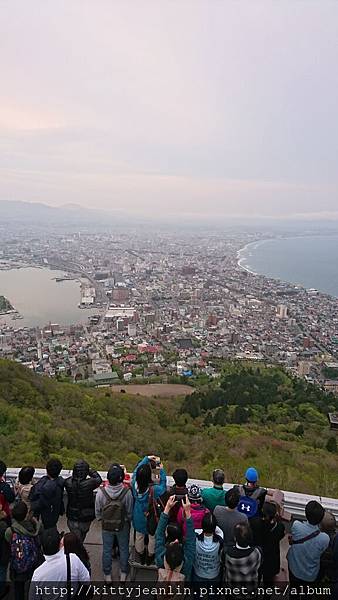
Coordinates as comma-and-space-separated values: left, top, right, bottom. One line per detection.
173, 469, 188, 487
136, 464, 152, 494
0, 461, 7, 477
12, 501, 28, 522
262, 502, 277, 522
202, 512, 216, 535
41, 528, 61, 556
18, 466, 35, 485
234, 522, 253, 548
63, 532, 89, 567
213, 469, 225, 486
166, 522, 183, 544
225, 487, 240, 509
107, 464, 124, 485
165, 542, 184, 570
46, 459, 63, 479
305, 501, 325, 526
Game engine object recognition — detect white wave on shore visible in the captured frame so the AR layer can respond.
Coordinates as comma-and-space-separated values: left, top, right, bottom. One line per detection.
237, 239, 272, 275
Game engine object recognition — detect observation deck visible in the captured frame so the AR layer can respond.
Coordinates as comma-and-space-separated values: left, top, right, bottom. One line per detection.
6, 468, 338, 582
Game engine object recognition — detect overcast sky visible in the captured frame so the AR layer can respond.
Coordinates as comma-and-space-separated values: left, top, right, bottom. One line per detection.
1, 1, 338, 221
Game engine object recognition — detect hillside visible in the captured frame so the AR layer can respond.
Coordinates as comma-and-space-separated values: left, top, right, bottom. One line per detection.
0, 359, 338, 497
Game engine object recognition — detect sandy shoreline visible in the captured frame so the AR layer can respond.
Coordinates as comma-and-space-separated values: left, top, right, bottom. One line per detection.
236, 238, 272, 275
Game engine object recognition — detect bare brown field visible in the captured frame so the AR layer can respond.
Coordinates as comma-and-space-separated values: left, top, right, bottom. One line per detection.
114, 383, 194, 397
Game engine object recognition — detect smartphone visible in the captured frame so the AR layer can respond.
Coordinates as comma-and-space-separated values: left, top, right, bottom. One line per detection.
174, 494, 186, 502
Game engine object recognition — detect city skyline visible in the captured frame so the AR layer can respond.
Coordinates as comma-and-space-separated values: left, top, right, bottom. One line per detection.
1, 1, 338, 220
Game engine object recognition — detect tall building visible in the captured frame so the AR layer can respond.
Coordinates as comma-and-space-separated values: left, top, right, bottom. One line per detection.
128, 323, 137, 337
276, 304, 288, 319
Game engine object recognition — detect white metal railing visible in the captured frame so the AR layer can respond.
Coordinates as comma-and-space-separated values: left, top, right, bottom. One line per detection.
5, 467, 338, 522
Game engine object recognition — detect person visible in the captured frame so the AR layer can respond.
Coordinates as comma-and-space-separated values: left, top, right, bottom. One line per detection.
287, 500, 330, 592
160, 468, 189, 523
260, 502, 285, 583
63, 532, 91, 575
332, 528, 338, 600
0, 462, 15, 524
5, 502, 42, 600
132, 455, 167, 566
29, 528, 90, 600
177, 485, 209, 536
155, 495, 196, 582
14, 467, 35, 514
318, 511, 337, 584
201, 469, 226, 512
236, 467, 267, 519
95, 463, 133, 582
0, 510, 10, 599
65, 460, 102, 542
193, 513, 223, 583
214, 487, 248, 549
29, 459, 65, 530
224, 522, 262, 595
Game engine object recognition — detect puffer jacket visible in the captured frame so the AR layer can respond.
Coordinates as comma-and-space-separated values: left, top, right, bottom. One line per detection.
132, 456, 167, 534
65, 461, 102, 523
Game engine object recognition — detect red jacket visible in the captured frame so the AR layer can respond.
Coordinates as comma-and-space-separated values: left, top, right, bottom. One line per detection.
177, 503, 209, 536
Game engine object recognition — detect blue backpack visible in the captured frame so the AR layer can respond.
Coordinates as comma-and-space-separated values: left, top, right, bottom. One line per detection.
10, 531, 39, 573
236, 486, 263, 519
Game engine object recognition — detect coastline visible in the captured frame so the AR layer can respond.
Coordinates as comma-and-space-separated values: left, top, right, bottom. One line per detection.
236, 238, 272, 275
236, 234, 338, 299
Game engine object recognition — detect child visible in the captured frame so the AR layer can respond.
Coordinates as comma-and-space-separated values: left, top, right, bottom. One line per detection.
193, 513, 223, 583
177, 485, 209, 537
5, 502, 41, 600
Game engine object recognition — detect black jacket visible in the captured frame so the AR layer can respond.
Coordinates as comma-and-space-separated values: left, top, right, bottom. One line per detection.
65, 462, 102, 523
261, 520, 285, 581
0, 520, 10, 567
29, 475, 65, 529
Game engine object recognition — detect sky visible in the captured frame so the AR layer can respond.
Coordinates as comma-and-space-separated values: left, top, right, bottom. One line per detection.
1, 0, 338, 221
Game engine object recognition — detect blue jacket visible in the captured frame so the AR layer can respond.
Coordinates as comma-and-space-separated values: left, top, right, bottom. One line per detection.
155, 512, 196, 580
131, 456, 167, 534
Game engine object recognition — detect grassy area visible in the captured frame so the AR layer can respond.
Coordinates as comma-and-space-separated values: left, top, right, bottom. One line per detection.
0, 296, 13, 312
0, 359, 338, 496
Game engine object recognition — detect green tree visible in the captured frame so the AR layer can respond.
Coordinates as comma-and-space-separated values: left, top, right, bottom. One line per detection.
326, 437, 337, 453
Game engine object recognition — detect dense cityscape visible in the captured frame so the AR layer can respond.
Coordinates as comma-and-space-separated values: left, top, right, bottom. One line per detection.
1, 228, 338, 393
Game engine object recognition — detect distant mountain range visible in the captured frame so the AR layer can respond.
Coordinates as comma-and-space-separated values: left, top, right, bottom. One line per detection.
1, 200, 338, 233
0, 200, 125, 228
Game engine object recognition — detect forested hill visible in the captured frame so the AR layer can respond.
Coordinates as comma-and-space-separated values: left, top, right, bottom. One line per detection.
0, 359, 338, 497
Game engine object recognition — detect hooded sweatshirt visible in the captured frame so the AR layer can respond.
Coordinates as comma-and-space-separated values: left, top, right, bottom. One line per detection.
5, 518, 41, 543
95, 483, 133, 524
194, 533, 222, 580
5, 518, 42, 580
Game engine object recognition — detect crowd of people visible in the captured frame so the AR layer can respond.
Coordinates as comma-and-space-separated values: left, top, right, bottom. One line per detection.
0, 457, 338, 599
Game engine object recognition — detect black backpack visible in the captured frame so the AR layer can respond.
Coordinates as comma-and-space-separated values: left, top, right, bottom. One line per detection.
101, 487, 129, 532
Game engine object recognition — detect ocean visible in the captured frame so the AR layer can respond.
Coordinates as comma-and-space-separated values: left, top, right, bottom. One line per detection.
238, 235, 338, 298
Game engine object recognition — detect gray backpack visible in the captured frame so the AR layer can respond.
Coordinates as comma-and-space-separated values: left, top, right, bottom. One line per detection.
101, 487, 129, 532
